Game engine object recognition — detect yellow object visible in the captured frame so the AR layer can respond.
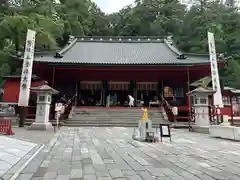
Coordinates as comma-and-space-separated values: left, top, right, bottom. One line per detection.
141, 108, 148, 120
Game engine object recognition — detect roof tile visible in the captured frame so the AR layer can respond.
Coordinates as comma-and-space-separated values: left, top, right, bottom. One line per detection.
34, 38, 210, 65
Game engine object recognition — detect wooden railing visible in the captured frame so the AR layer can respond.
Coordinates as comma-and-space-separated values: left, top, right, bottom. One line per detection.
160, 94, 175, 122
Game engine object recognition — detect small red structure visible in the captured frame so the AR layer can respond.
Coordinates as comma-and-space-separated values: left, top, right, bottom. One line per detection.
2, 75, 46, 103
0, 119, 14, 135
221, 87, 240, 125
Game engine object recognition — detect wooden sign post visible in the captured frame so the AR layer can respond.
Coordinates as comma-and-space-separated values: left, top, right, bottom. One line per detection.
159, 124, 171, 142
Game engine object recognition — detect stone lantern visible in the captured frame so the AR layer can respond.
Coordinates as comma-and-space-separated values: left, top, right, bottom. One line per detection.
187, 87, 215, 132
28, 84, 59, 130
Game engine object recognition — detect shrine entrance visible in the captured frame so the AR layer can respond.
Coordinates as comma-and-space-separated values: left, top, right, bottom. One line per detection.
136, 82, 158, 106
79, 81, 102, 106
107, 81, 129, 106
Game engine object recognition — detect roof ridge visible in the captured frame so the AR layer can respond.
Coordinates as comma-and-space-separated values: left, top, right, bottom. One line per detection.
56, 38, 78, 57
76, 36, 165, 39
76, 36, 164, 43
163, 39, 182, 56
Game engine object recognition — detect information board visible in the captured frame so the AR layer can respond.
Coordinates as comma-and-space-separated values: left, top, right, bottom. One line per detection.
159, 124, 171, 142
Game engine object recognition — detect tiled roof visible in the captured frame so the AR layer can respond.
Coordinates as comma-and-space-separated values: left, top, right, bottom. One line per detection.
30, 85, 59, 94
34, 37, 212, 65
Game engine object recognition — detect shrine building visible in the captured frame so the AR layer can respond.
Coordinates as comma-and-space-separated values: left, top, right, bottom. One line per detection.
4, 36, 225, 118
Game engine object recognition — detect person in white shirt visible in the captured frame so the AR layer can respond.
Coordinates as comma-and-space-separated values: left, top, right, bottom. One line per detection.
128, 95, 134, 107
106, 94, 111, 107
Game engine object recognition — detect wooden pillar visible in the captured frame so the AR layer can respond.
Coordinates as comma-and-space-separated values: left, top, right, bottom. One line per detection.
102, 80, 108, 106
156, 81, 160, 100
132, 80, 137, 106
51, 66, 55, 88
161, 80, 164, 96
187, 68, 191, 131
75, 79, 78, 106
230, 95, 234, 126
101, 81, 104, 106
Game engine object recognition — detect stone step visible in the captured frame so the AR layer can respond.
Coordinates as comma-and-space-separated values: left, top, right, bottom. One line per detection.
63, 123, 162, 127
74, 111, 162, 115
64, 107, 167, 127
75, 109, 163, 113
75, 111, 162, 115
71, 115, 163, 119
65, 120, 165, 124
68, 118, 164, 122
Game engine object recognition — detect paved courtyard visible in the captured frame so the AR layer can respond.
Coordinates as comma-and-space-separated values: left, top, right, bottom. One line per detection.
0, 136, 38, 177
4, 127, 240, 180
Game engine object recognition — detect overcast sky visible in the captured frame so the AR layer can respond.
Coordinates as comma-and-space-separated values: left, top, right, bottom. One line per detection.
93, 0, 135, 14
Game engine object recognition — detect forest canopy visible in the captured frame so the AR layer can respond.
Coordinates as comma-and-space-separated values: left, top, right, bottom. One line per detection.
0, 0, 240, 87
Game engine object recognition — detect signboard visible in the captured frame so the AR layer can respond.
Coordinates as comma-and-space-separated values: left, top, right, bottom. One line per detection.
159, 124, 171, 142
18, 29, 36, 107
207, 32, 223, 108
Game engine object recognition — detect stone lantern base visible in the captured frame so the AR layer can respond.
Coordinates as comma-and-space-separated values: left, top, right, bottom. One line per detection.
28, 122, 53, 131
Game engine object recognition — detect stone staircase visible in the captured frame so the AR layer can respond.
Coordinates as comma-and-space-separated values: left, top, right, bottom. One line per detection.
63, 107, 168, 127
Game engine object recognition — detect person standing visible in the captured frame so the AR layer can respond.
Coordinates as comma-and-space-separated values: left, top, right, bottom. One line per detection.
106, 94, 111, 107
143, 91, 149, 107
128, 95, 134, 107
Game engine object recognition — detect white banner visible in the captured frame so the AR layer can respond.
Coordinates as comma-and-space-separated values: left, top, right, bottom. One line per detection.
207, 32, 223, 107
18, 29, 36, 107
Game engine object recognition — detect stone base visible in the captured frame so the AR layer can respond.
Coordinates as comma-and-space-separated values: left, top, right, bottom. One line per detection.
132, 136, 146, 142
209, 125, 240, 141
191, 125, 209, 134
28, 122, 53, 131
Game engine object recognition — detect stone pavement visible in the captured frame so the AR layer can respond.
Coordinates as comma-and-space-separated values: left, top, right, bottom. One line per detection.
12, 127, 240, 180
0, 136, 37, 177
10, 127, 56, 144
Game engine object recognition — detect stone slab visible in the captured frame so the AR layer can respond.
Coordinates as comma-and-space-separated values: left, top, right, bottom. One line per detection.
209, 125, 240, 141
0, 136, 37, 177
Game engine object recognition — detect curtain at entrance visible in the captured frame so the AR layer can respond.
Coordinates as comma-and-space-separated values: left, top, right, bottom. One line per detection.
136, 82, 157, 91
80, 81, 102, 90
108, 81, 129, 90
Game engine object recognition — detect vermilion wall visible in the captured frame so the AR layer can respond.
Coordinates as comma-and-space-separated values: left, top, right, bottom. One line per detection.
3, 79, 45, 103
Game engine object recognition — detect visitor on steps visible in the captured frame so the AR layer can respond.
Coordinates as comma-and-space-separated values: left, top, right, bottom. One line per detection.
128, 95, 134, 107
106, 94, 111, 107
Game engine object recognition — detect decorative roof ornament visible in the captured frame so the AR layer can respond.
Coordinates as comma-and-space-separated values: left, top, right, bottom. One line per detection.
68, 35, 75, 44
